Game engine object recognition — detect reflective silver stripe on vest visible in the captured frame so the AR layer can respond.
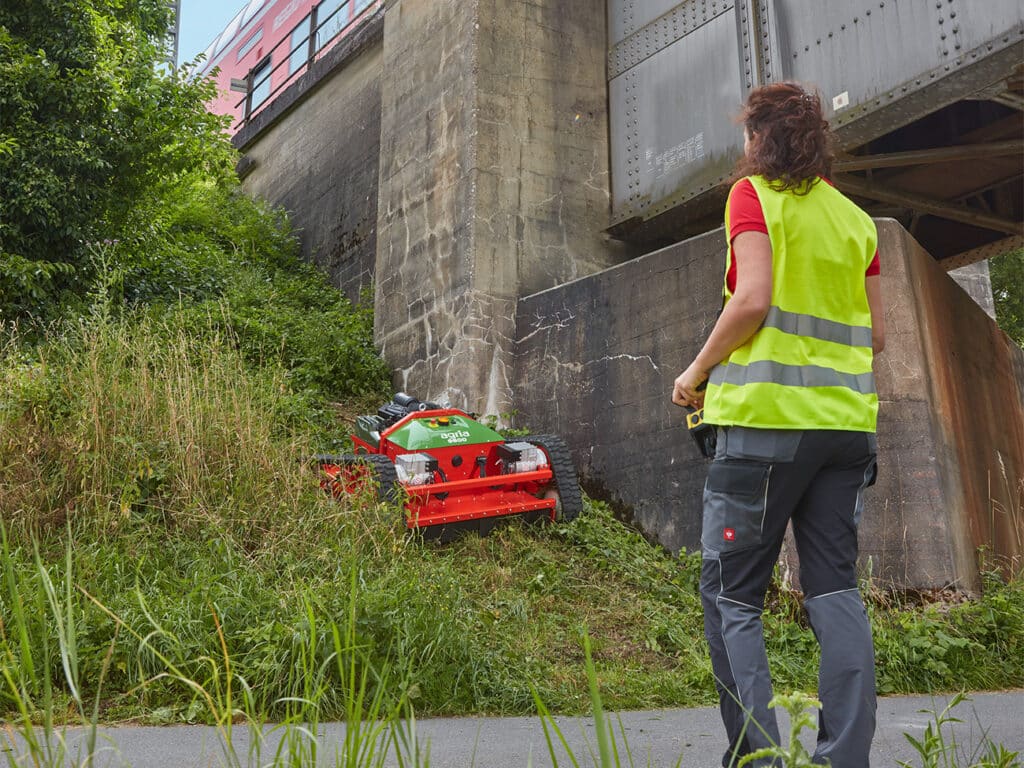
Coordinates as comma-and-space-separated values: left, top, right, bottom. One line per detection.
763, 306, 873, 349
710, 359, 876, 395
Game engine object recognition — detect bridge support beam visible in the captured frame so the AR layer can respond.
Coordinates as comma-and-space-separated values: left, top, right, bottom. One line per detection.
374, 0, 639, 414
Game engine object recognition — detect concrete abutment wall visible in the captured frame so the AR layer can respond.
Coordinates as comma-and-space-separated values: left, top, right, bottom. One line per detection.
514, 220, 1024, 590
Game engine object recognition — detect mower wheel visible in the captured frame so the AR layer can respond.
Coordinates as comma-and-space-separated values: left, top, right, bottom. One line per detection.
315, 454, 402, 505
519, 435, 583, 522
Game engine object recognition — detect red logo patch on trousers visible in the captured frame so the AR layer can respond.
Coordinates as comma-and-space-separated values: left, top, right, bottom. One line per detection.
723, 527, 736, 542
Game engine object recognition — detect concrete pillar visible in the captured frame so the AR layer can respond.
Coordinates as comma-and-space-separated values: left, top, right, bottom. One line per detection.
375, 0, 639, 414
873, 224, 1024, 588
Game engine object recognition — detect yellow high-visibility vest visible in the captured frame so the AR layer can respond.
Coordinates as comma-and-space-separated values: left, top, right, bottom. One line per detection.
704, 175, 878, 432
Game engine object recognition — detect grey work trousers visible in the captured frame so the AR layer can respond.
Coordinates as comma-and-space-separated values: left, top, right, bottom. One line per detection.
699, 427, 878, 768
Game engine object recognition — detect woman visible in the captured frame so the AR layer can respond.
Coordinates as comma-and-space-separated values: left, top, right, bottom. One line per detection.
672, 82, 885, 768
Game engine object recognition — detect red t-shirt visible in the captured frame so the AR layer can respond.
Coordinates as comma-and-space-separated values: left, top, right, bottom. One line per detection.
726, 178, 880, 293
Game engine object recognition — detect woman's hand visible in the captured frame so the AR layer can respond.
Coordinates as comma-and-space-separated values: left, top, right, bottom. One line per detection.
672, 363, 709, 409
672, 231, 772, 411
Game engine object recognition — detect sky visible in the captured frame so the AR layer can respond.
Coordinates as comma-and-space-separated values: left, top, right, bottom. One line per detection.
176, 0, 248, 66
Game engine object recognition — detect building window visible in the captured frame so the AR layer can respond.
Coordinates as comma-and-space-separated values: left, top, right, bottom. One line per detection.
288, 16, 309, 75
250, 56, 271, 110
316, 0, 347, 50
215, 14, 242, 57
237, 28, 263, 61
354, 0, 372, 14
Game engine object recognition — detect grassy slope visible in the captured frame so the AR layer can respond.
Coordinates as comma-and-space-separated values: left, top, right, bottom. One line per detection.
0, 169, 1021, 721
1, 316, 1022, 725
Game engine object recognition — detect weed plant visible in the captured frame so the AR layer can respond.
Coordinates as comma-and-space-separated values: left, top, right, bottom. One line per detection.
897, 692, 1022, 768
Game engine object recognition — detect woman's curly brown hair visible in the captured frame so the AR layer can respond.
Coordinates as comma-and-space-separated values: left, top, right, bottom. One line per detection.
736, 82, 834, 194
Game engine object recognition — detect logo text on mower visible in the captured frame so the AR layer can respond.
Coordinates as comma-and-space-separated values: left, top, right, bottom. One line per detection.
440, 429, 471, 444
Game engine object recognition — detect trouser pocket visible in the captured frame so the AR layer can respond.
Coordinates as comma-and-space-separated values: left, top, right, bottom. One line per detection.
853, 454, 878, 527
702, 459, 771, 554
866, 456, 878, 487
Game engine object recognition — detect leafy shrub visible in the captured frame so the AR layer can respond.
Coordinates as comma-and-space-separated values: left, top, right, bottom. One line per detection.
114, 175, 299, 306
991, 249, 1024, 347
110, 172, 392, 402
0, 2, 233, 318
200, 268, 390, 401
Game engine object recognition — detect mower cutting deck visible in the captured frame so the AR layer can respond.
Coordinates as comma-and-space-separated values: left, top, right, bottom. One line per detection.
317, 393, 583, 538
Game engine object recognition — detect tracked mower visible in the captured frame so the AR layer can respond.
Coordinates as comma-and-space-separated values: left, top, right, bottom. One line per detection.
316, 393, 583, 539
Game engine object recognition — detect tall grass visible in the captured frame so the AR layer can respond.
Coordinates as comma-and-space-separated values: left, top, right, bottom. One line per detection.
0, 526, 111, 768
3, 546, 1017, 768
0, 315, 324, 548
1, 313, 1022, 731
0, 523, 423, 768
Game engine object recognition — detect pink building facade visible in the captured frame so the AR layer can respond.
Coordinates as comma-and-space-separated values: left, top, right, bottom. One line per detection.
196, 0, 378, 129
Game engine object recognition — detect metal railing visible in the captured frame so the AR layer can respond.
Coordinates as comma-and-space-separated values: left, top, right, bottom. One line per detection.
233, 0, 379, 130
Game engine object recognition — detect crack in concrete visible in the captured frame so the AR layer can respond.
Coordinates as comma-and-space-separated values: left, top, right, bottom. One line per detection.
591, 353, 662, 373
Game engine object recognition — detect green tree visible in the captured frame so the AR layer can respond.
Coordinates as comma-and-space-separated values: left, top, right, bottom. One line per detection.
0, 0, 232, 318
991, 249, 1024, 347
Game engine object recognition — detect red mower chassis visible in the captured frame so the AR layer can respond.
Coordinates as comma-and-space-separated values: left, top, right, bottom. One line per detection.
317, 394, 582, 539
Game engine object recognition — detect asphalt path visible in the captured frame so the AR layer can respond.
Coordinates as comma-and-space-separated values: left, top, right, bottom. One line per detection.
4, 691, 1021, 767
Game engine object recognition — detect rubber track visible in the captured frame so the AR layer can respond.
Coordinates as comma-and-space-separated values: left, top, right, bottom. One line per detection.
316, 453, 402, 505
522, 434, 584, 522
360, 454, 402, 505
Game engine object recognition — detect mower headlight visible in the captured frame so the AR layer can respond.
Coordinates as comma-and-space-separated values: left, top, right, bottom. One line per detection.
395, 453, 438, 486
498, 442, 548, 474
